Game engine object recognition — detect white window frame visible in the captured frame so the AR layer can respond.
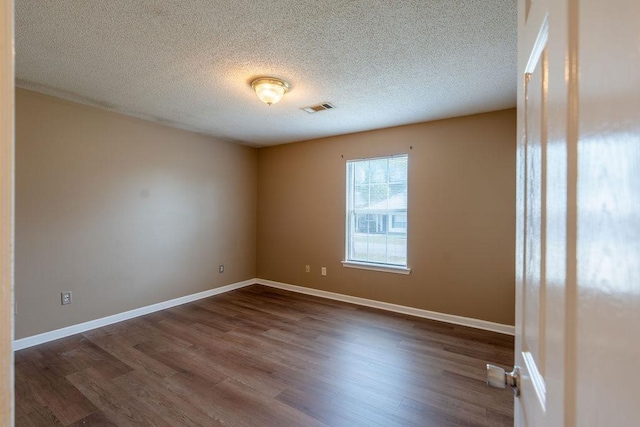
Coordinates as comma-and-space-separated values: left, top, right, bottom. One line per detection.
342, 154, 411, 275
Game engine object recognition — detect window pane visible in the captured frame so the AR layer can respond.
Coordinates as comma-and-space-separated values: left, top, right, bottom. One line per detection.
354, 161, 369, 184
387, 236, 407, 264
389, 182, 406, 197
369, 184, 389, 208
389, 156, 408, 182
354, 185, 369, 208
369, 158, 388, 183
346, 154, 408, 267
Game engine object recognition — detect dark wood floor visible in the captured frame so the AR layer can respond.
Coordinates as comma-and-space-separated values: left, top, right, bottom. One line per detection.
15, 285, 514, 426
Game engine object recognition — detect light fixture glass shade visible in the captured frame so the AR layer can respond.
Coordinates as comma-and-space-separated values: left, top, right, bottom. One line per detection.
251, 78, 290, 106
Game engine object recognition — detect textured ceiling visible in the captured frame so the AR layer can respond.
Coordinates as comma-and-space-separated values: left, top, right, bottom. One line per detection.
15, 0, 517, 147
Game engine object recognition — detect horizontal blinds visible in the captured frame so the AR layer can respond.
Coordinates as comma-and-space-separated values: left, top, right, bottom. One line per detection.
346, 155, 408, 266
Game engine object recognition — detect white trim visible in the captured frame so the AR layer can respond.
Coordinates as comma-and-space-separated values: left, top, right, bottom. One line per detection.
341, 261, 411, 275
523, 350, 547, 411
256, 278, 515, 336
524, 14, 549, 74
13, 279, 255, 351
0, 0, 15, 423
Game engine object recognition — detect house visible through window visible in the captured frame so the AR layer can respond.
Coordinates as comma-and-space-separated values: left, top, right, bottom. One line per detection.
345, 154, 408, 268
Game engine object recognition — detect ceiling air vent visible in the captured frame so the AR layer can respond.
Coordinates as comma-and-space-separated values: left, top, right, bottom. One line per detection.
301, 102, 335, 114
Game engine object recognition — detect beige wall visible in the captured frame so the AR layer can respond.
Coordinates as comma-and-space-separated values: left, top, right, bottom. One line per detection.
15, 90, 515, 339
257, 109, 516, 325
15, 89, 257, 339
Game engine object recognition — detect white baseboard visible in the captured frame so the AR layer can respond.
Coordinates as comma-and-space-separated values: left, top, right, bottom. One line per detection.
14, 277, 514, 351
256, 278, 515, 336
13, 279, 256, 351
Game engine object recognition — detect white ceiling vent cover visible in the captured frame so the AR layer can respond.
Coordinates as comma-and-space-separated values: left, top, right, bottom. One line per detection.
301, 102, 336, 114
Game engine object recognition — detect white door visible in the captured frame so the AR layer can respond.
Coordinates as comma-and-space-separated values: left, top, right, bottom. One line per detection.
572, 0, 640, 424
492, 0, 640, 426
513, 0, 562, 424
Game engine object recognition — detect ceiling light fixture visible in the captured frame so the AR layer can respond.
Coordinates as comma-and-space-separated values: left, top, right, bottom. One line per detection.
251, 77, 290, 106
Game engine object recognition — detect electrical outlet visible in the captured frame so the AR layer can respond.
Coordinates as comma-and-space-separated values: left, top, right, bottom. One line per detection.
219, 264, 224, 273
61, 292, 72, 305
305, 265, 310, 273
321, 267, 327, 276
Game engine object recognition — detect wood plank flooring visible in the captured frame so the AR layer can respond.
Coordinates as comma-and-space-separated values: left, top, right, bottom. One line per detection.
15, 285, 514, 426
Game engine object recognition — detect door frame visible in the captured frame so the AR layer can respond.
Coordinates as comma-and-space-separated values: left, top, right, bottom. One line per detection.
0, 0, 15, 424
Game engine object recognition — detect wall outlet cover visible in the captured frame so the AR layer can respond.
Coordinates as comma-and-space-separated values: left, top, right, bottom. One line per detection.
61, 292, 72, 305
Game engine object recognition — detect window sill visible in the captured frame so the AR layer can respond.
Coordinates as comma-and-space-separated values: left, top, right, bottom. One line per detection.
341, 261, 411, 275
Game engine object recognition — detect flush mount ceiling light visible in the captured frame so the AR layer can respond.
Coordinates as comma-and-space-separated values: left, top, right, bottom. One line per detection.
251, 77, 290, 106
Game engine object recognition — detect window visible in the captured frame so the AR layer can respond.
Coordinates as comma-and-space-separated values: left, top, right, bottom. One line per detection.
344, 155, 409, 272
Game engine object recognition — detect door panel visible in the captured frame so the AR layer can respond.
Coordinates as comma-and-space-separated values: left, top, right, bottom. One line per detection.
575, 0, 640, 425
519, 15, 549, 425
515, 0, 569, 425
